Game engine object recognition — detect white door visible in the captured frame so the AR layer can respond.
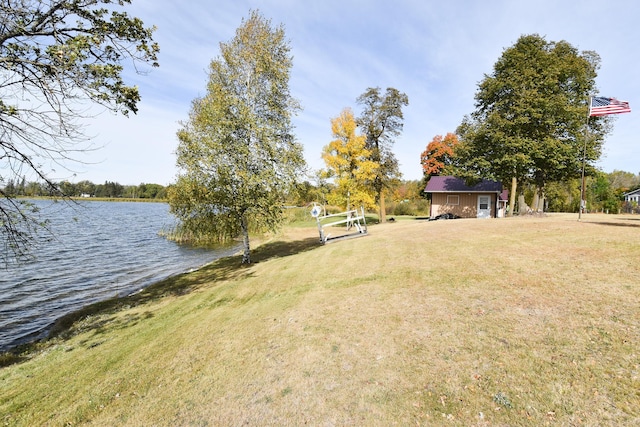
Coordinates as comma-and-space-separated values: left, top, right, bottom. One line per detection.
477, 195, 491, 218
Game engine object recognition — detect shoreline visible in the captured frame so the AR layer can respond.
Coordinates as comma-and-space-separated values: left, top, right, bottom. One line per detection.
1, 256, 230, 357
0, 241, 242, 356
17, 195, 167, 203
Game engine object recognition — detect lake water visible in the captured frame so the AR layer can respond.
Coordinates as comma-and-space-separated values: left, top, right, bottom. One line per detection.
0, 200, 240, 352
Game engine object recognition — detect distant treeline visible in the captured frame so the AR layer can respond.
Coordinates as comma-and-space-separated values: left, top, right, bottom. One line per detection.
2, 178, 167, 200
3, 171, 640, 213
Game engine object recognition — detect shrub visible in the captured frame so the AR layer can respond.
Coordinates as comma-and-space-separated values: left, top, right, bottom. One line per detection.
387, 199, 430, 216
393, 202, 417, 216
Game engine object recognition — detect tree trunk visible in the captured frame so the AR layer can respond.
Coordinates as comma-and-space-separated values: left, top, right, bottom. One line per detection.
378, 189, 386, 223
518, 194, 529, 214
240, 215, 251, 264
531, 192, 539, 212
508, 177, 517, 217
536, 187, 545, 212
530, 186, 546, 212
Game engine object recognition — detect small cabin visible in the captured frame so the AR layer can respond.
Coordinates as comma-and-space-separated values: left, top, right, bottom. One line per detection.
623, 188, 640, 204
424, 176, 507, 219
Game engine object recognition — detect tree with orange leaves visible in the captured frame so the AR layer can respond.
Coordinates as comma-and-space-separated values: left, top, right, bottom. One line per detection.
420, 133, 459, 177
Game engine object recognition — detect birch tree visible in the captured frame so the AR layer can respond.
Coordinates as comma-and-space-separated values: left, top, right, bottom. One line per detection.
168, 10, 305, 264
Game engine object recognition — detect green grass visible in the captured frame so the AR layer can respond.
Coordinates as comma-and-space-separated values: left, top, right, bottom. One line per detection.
1, 213, 639, 425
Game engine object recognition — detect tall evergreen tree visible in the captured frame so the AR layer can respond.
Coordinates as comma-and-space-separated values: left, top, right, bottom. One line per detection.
168, 10, 305, 264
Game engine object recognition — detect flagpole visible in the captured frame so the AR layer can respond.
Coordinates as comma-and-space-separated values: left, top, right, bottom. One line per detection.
578, 96, 591, 221
578, 96, 630, 220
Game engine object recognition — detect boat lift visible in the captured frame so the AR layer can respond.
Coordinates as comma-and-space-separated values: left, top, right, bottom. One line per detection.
311, 205, 368, 244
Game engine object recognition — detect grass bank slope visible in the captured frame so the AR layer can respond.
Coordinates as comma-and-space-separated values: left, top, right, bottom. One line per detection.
1, 214, 639, 426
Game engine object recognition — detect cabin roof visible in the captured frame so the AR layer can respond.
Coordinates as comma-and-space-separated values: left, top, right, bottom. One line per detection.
424, 176, 503, 194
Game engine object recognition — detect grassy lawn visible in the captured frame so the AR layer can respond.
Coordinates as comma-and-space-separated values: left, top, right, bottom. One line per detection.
1, 213, 639, 425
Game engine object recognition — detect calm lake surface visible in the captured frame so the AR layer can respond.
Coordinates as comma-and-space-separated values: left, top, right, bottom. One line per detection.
0, 200, 240, 352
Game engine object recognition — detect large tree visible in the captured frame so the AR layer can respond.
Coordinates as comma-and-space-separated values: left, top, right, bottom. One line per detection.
168, 10, 305, 264
452, 34, 608, 214
420, 132, 459, 177
356, 87, 408, 222
0, 0, 159, 264
608, 170, 640, 193
322, 108, 377, 210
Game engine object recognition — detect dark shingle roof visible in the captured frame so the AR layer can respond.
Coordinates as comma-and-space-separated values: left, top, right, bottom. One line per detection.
424, 176, 503, 193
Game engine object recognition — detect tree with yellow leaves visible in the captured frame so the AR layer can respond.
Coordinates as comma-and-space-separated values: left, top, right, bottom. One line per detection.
322, 108, 377, 211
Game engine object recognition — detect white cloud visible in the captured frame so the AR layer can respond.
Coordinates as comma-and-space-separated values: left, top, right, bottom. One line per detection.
72, 0, 640, 185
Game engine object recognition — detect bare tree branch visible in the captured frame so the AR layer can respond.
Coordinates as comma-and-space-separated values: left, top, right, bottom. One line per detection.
0, 0, 159, 264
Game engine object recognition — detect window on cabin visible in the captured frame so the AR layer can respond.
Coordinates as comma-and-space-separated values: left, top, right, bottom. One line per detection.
446, 195, 459, 205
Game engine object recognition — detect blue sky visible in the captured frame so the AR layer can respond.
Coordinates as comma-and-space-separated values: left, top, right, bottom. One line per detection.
79, 0, 639, 185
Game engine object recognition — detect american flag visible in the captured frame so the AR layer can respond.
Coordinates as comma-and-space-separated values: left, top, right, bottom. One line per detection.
589, 96, 631, 116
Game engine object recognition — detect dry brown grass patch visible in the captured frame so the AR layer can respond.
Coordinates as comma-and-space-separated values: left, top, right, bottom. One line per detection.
1, 213, 639, 426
